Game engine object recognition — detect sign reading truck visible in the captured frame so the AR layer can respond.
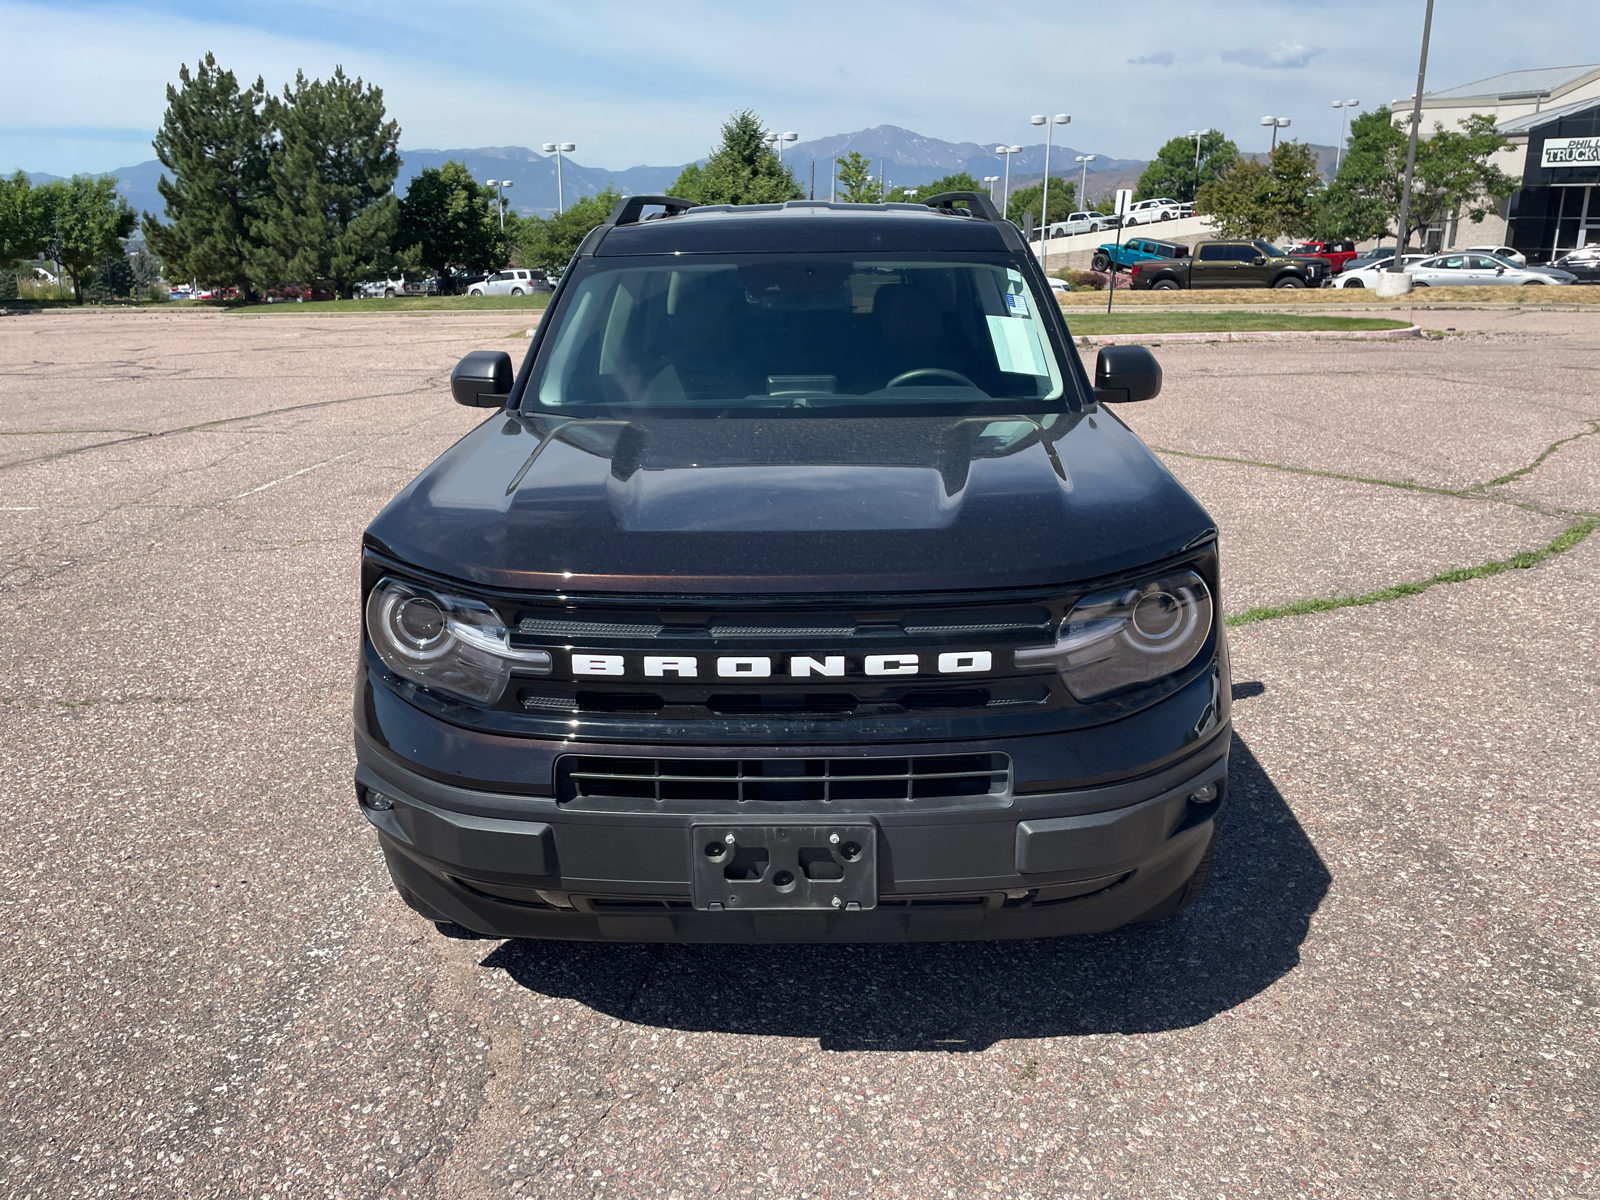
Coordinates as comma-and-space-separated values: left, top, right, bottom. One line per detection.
1542, 136, 1600, 168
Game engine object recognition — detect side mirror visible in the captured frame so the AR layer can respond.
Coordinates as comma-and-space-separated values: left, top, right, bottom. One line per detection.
1497, 266, 1506, 274
1252, 254, 1267, 265
1094, 344, 1162, 404
450, 350, 514, 407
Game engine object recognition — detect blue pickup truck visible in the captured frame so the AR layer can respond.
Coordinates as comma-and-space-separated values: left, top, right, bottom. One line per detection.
1090, 237, 1189, 273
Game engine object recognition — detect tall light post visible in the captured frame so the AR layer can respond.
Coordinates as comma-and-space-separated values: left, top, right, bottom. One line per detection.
1186, 129, 1211, 198
764, 130, 797, 163
1260, 116, 1291, 152
1331, 99, 1360, 171
983, 175, 1000, 204
1075, 154, 1096, 207
484, 178, 513, 229
1030, 112, 1070, 232
995, 145, 1022, 220
1390, 0, 1435, 272
541, 142, 575, 214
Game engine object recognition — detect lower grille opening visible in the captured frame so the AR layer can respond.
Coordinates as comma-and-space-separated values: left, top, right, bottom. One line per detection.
706, 692, 858, 715
559, 752, 1012, 806
576, 691, 664, 713
900, 687, 989, 710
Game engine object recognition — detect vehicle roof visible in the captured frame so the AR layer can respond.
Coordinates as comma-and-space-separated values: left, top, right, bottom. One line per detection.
594, 200, 1016, 256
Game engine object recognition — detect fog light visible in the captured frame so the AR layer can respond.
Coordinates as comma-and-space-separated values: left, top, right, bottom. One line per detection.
366, 790, 395, 811
1188, 783, 1218, 804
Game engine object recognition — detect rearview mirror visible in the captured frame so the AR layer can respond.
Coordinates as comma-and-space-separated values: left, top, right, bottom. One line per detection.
1094, 344, 1162, 404
451, 350, 514, 407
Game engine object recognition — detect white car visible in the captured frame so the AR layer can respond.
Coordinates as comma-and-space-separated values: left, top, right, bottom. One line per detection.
1047, 277, 1071, 293
1120, 198, 1186, 226
1041, 211, 1121, 238
468, 268, 551, 297
1409, 252, 1572, 286
1331, 254, 1430, 287
1465, 244, 1527, 267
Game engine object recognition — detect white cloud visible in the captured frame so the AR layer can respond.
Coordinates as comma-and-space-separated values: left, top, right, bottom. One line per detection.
1221, 42, 1326, 70
1128, 51, 1175, 67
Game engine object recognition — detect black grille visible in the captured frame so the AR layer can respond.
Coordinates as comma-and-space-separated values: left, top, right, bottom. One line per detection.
559, 753, 1011, 805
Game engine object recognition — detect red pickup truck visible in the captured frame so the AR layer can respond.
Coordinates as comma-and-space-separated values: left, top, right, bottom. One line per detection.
1286, 240, 1358, 275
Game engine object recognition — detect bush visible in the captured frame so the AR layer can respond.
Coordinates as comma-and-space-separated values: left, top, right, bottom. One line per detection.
1064, 269, 1105, 290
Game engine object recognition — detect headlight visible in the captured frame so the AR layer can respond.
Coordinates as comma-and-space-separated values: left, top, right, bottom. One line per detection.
1014, 569, 1213, 701
366, 577, 550, 705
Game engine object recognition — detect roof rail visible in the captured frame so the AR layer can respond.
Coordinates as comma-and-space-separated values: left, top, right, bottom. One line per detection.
921, 191, 1003, 223
606, 195, 698, 226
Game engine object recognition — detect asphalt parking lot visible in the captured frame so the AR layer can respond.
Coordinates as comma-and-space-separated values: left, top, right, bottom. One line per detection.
2, 306, 1596, 1199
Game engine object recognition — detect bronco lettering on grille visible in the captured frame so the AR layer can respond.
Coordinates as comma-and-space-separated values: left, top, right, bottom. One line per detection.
570, 652, 993, 679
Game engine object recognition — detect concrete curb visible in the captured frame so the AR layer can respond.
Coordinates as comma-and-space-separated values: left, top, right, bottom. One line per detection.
1074, 324, 1424, 346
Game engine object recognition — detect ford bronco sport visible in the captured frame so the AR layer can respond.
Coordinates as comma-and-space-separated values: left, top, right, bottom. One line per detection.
355, 192, 1230, 942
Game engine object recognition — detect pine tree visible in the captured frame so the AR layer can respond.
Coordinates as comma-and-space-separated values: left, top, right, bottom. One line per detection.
142, 54, 272, 295
398, 160, 502, 288
669, 111, 803, 205
256, 67, 400, 298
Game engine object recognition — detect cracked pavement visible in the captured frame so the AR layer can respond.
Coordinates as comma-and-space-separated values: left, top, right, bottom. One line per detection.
1, 306, 1596, 1198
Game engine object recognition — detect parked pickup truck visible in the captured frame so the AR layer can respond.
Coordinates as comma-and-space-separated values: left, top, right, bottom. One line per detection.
1286, 240, 1358, 275
1128, 239, 1331, 289
1090, 237, 1189, 273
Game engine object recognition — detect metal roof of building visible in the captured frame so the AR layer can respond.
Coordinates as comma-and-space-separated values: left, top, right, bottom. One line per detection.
1497, 96, 1600, 135
1424, 64, 1600, 103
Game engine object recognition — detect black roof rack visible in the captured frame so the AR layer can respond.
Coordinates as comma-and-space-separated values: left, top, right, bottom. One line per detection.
921, 191, 1003, 223
606, 195, 698, 226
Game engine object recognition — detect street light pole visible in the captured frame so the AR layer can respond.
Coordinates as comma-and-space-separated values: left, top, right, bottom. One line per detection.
983, 175, 1000, 204
1392, 0, 1435, 265
995, 145, 1022, 220
1031, 113, 1070, 235
541, 142, 575, 215
1259, 116, 1291, 151
1332, 99, 1360, 172
1187, 129, 1210, 198
1075, 154, 1095, 207
484, 179, 513, 230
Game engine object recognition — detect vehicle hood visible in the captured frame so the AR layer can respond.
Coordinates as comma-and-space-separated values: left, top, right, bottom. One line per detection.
365, 410, 1215, 595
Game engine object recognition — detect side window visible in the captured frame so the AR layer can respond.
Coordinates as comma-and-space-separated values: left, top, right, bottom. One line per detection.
1228, 245, 1257, 262
490, 271, 509, 282
1437, 256, 1466, 269
1197, 244, 1230, 261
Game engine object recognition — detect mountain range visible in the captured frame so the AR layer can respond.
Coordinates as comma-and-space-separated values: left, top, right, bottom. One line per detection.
25, 124, 1151, 220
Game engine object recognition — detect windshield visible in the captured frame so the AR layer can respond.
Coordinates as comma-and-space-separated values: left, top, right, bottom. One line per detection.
525, 255, 1071, 416
1254, 241, 1288, 257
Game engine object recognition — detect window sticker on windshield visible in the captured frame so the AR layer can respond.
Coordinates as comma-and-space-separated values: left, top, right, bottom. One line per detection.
1004, 291, 1030, 318
986, 316, 1046, 376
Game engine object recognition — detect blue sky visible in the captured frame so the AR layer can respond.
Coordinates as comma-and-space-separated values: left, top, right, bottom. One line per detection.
5, 0, 1598, 175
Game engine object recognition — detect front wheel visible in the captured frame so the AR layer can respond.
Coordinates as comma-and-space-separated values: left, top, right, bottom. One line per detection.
1091, 251, 1111, 272
1412, 281, 1429, 287
1342, 278, 1365, 289
1273, 276, 1306, 289
468, 287, 484, 296
1160, 211, 1173, 220
383, 288, 396, 298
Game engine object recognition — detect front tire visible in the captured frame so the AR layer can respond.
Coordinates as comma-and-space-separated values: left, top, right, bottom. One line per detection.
1091, 251, 1111, 272
1160, 211, 1173, 220
1273, 276, 1306, 289
1343, 278, 1365, 288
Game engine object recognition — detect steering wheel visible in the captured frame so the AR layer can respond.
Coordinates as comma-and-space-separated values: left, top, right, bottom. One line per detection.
885, 368, 978, 389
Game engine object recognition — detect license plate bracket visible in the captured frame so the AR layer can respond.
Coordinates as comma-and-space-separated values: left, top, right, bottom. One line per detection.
690, 824, 877, 912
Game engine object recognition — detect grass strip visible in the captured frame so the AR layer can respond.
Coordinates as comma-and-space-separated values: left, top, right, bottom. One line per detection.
1226, 518, 1597, 627
228, 294, 552, 315
1066, 313, 1410, 335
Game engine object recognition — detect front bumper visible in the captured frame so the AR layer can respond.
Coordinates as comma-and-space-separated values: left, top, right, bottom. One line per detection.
354, 664, 1230, 943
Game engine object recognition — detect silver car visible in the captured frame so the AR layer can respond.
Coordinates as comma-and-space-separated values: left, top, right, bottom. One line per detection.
1410, 253, 1573, 287
468, 268, 551, 297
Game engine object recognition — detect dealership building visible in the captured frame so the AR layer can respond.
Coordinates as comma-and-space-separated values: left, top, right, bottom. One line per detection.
1418, 64, 1600, 261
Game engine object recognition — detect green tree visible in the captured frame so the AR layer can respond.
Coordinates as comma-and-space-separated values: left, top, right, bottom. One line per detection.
1135, 130, 1239, 201
1004, 176, 1077, 227
884, 172, 985, 203
129, 245, 165, 297
142, 53, 272, 295
1, 170, 50, 268
518, 186, 622, 275
38, 176, 137, 303
834, 151, 881, 204
398, 160, 502, 289
669, 111, 803, 205
1196, 140, 1322, 241
1319, 108, 1518, 246
254, 67, 400, 297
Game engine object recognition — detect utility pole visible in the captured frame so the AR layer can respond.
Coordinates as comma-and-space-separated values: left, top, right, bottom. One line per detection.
1392, 0, 1434, 264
